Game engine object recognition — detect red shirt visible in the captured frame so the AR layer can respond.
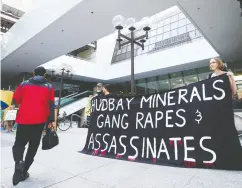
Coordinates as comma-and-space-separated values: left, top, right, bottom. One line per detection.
13, 76, 55, 125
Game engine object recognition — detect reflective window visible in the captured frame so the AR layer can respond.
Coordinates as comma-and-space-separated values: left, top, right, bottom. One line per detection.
157, 27, 163, 35
179, 13, 186, 19
171, 29, 178, 37
187, 24, 195, 32
187, 18, 191, 24
179, 18, 187, 27
158, 21, 164, 27
147, 77, 157, 94
178, 26, 186, 35
183, 69, 198, 85
157, 75, 170, 92
171, 21, 178, 30
164, 18, 170, 25
156, 34, 163, 41
150, 30, 157, 37
164, 24, 170, 32
171, 15, 179, 23
136, 79, 147, 95
163, 32, 170, 39
149, 36, 156, 44
111, 10, 203, 64
198, 67, 210, 81
149, 44, 155, 51
170, 72, 184, 89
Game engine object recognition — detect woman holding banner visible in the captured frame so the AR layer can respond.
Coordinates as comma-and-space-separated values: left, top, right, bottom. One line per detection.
209, 58, 237, 99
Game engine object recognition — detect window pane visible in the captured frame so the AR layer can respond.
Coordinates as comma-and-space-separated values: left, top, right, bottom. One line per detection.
179, 13, 186, 19
189, 30, 196, 39
171, 21, 178, 30
157, 75, 170, 92
171, 14, 179, 23
198, 66, 210, 74
149, 44, 155, 51
156, 34, 163, 41
179, 18, 186, 27
189, 30, 201, 39
183, 69, 198, 85
164, 18, 170, 25
150, 30, 157, 37
163, 32, 170, 39
147, 77, 157, 94
170, 76, 184, 89
187, 24, 195, 32
149, 36, 156, 44
152, 22, 158, 30
135, 29, 143, 37
195, 30, 202, 37
136, 79, 147, 95
164, 24, 170, 32
158, 21, 164, 27
178, 26, 186, 35
157, 27, 163, 34
187, 18, 191, 24
198, 67, 210, 81
199, 72, 210, 81
171, 29, 178, 37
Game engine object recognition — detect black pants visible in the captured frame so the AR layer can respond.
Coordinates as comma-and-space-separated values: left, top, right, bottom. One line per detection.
12, 123, 45, 172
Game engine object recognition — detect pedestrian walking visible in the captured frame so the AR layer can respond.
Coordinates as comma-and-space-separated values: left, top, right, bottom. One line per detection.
11, 66, 55, 186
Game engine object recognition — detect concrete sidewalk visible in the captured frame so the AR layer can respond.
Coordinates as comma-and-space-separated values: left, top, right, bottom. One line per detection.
1, 128, 242, 188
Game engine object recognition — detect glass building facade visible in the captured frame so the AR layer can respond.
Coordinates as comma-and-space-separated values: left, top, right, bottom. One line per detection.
111, 8, 202, 64
134, 66, 210, 95
113, 66, 211, 95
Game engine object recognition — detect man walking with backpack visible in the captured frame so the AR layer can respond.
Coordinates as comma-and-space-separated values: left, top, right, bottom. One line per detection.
11, 66, 55, 186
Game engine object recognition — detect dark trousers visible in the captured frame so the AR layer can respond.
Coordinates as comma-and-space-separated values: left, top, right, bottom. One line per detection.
12, 123, 45, 172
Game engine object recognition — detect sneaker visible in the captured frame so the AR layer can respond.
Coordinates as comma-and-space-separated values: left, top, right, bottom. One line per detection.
20, 171, 30, 182
12, 161, 24, 186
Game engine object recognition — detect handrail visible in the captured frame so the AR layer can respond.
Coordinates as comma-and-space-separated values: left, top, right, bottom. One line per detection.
70, 90, 93, 98
55, 90, 93, 107
62, 92, 79, 99
55, 92, 79, 103
70, 114, 83, 128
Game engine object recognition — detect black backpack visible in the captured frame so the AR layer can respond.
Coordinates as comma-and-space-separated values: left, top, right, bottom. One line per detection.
42, 127, 59, 150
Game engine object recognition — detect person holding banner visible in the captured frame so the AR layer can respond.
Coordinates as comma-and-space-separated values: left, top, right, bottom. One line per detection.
11, 66, 55, 186
102, 84, 116, 97
209, 58, 237, 98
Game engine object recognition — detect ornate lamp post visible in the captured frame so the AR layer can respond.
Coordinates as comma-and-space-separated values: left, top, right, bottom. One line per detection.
51, 65, 73, 127
112, 15, 152, 94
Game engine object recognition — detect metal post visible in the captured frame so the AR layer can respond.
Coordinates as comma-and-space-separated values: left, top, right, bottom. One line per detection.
130, 30, 135, 95
56, 69, 65, 128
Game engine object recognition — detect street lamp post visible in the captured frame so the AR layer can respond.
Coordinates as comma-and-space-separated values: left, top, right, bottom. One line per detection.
113, 16, 151, 94
51, 68, 73, 128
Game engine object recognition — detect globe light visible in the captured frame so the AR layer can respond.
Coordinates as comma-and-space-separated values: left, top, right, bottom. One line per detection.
125, 17, 136, 29
112, 15, 125, 29
140, 17, 152, 31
